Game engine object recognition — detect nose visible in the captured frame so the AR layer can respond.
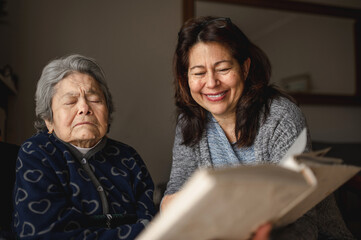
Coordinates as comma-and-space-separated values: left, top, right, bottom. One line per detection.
205, 71, 219, 88
78, 99, 92, 115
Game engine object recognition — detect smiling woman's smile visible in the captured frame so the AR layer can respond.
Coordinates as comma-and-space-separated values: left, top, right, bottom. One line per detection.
204, 91, 228, 101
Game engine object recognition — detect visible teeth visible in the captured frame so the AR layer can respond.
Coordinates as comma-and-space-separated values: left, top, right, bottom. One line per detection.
207, 92, 225, 98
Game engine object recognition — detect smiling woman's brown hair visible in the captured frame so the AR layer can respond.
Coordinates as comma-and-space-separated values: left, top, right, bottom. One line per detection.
174, 16, 294, 147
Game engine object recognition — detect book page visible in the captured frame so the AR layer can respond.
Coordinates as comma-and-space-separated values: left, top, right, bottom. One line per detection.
279, 128, 307, 168
277, 159, 361, 226
137, 165, 311, 240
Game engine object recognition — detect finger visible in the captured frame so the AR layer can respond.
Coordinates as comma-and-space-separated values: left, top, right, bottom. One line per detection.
253, 223, 272, 240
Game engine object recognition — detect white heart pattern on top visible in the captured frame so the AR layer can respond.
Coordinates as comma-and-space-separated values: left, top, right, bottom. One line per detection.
28, 199, 51, 214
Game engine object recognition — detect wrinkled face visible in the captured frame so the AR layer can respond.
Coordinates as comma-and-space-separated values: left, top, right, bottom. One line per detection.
187, 42, 250, 122
45, 72, 109, 148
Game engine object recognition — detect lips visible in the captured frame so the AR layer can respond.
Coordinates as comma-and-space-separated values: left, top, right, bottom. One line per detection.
74, 122, 95, 127
204, 91, 227, 101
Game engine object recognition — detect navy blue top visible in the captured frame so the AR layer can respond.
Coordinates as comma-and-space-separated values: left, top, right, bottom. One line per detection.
13, 132, 155, 239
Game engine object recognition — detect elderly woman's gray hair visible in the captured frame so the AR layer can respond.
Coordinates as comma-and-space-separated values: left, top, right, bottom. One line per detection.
34, 54, 114, 132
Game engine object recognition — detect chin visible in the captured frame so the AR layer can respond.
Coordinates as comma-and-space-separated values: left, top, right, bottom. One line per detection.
76, 132, 99, 141
208, 108, 227, 116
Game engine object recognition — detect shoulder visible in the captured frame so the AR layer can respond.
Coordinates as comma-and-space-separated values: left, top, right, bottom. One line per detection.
17, 132, 69, 173
254, 96, 311, 162
21, 131, 49, 145
173, 121, 206, 151
173, 120, 211, 168
268, 96, 303, 120
19, 132, 56, 154
104, 138, 151, 176
106, 138, 138, 154
104, 138, 145, 165
263, 96, 306, 131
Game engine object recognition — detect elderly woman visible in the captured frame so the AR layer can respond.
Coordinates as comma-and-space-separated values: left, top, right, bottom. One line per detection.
161, 16, 354, 239
12, 54, 156, 239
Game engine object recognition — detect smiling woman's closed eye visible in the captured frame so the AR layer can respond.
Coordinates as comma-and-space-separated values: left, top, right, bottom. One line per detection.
189, 59, 234, 79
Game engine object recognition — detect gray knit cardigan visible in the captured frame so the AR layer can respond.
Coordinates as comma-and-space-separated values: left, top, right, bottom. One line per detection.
164, 97, 355, 239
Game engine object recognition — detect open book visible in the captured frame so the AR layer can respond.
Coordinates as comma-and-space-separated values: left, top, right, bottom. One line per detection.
137, 129, 361, 240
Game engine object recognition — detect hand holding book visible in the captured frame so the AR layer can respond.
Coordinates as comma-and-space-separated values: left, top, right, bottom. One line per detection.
138, 129, 360, 240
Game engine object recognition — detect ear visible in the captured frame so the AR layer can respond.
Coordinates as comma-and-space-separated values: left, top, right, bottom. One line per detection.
243, 58, 251, 79
44, 119, 54, 133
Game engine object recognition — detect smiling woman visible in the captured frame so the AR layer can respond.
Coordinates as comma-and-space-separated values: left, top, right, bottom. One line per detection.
161, 16, 356, 240
12, 54, 156, 239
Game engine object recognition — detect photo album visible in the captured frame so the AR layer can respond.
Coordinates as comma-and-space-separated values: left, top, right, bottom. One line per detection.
137, 129, 361, 240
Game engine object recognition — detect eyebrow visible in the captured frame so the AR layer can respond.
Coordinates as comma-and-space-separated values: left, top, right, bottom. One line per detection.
60, 90, 101, 99
189, 60, 233, 70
